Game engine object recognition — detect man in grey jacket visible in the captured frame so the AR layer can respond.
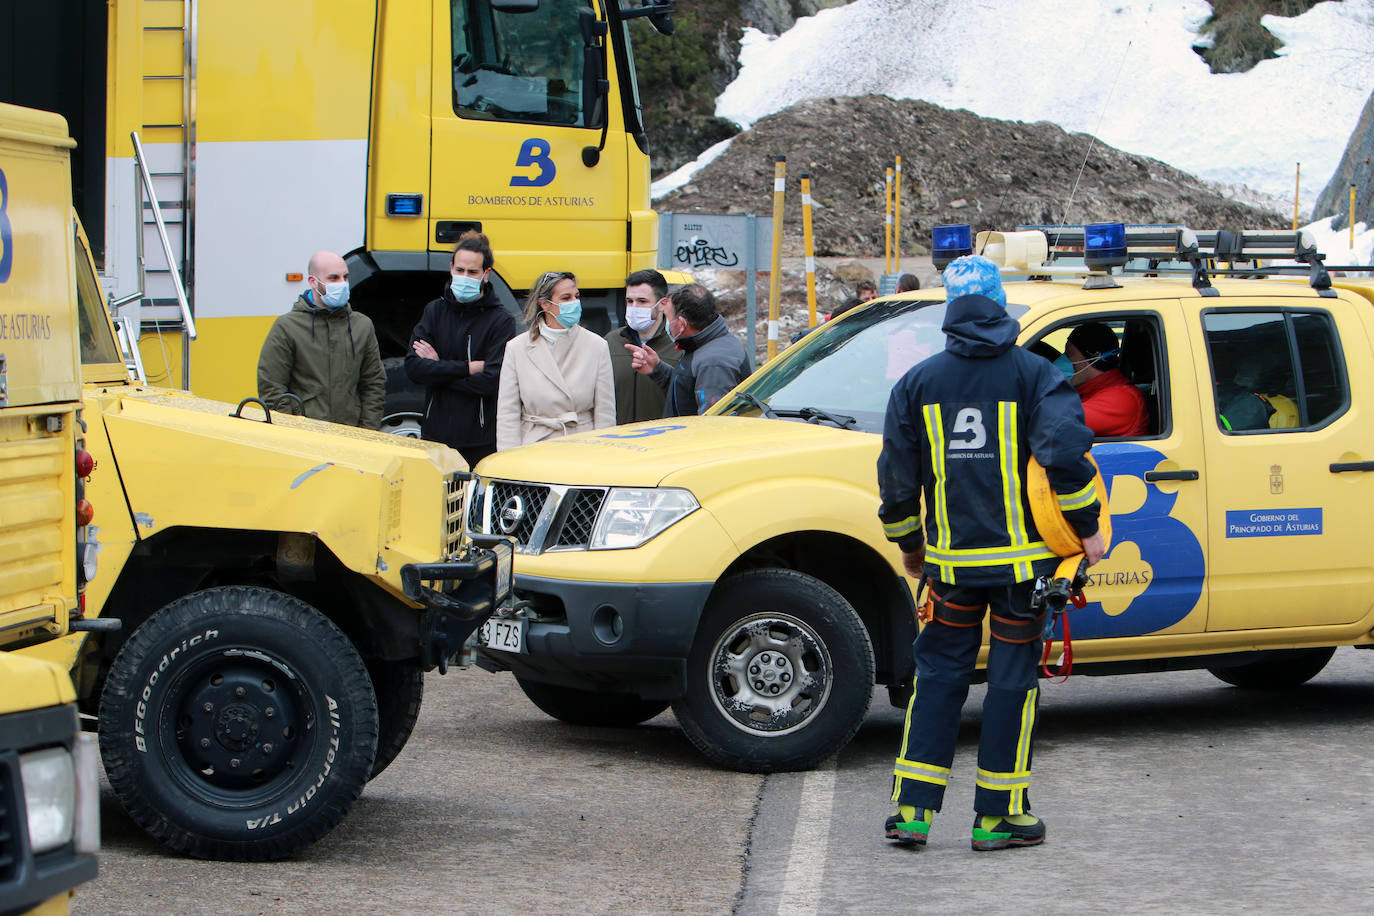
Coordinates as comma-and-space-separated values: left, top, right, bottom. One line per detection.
257, 250, 386, 428
626, 283, 749, 416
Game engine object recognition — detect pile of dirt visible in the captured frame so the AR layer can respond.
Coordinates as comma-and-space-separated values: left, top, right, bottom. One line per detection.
659, 94, 1286, 258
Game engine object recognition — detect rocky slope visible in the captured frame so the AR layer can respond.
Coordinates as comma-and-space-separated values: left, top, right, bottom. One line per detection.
659, 95, 1285, 259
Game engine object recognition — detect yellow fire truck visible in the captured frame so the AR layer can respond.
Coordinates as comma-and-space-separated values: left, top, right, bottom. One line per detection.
1, 0, 672, 433
0, 101, 101, 916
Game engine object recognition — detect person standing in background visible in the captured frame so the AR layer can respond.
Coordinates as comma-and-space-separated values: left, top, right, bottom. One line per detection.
497, 271, 615, 449
258, 250, 385, 429
405, 231, 516, 468
606, 269, 682, 423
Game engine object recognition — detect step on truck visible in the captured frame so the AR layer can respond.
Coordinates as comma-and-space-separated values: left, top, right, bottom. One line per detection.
9, 106, 512, 860
0, 102, 101, 916
464, 222, 1374, 772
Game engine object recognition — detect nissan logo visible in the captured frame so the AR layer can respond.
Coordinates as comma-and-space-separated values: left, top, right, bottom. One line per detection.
498, 495, 525, 534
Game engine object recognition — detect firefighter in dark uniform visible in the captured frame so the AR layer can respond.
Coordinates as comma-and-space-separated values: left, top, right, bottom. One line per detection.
878, 255, 1106, 851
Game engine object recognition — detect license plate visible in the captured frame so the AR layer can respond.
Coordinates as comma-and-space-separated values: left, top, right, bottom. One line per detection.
480, 616, 525, 653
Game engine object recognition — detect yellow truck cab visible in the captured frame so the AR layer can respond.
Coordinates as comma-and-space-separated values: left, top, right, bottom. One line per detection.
4, 105, 512, 859
465, 222, 1374, 772
1, 0, 675, 432
0, 102, 100, 916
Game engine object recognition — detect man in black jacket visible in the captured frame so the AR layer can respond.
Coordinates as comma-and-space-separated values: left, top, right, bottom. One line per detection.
606, 269, 682, 423
878, 255, 1105, 852
626, 284, 749, 416
405, 231, 516, 467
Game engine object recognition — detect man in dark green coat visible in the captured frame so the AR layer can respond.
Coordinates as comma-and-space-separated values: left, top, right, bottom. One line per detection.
257, 250, 386, 429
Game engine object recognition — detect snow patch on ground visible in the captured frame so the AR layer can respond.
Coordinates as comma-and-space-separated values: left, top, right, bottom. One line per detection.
651, 137, 736, 199
714, 0, 1374, 203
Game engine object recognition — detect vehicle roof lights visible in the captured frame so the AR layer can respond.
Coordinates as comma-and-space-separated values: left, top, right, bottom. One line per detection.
932, 224, 973, 270
1083, 222, 1128, 270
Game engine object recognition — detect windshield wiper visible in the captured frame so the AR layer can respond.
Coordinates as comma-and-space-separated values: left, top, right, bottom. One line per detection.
769, 406, 858, 429
730, 392, 779, 419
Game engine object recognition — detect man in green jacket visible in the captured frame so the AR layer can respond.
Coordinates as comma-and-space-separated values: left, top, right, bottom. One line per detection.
257, 250, 386, 429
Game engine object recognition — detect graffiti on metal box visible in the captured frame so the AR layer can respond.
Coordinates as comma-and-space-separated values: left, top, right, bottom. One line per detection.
675, 237, 740, 268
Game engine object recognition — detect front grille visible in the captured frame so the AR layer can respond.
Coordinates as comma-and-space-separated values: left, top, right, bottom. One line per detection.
444, 473, 466, 557
488, 481, 549, 545
555, 489, 605, 547
467, 479, 606, 553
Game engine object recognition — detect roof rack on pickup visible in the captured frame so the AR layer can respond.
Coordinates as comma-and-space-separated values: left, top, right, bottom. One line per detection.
1006, 223, 1354, 297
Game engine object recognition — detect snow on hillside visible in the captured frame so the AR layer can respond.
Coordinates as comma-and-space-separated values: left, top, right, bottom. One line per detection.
713, 0, 1374, 206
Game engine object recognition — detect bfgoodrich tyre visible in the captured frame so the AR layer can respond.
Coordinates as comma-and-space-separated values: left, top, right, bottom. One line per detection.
367, 660, 424, 780
98, 586, 379, 860
672, 569, 875, 773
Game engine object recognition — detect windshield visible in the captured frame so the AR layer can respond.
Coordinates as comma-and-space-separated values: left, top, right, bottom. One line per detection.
717, 298, 1029, 433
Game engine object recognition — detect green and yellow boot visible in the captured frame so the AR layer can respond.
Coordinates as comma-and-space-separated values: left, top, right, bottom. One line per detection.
884, 805, 932, 846
971, 813, 1045, 851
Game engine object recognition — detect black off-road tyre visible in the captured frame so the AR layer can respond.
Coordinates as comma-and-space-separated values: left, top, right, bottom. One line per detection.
672, 569, 875, 773
98, 586, 379, 861
367, 660, 424, 780
1207, 647, 1336, 689
516, 676, 670, 727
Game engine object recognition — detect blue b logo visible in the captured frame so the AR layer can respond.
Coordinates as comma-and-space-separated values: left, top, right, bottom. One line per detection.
0, 168, 13, 283
510, 139, 555, 188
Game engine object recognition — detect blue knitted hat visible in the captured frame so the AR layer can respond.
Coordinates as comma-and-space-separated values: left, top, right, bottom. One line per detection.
942, 255, 1006, 309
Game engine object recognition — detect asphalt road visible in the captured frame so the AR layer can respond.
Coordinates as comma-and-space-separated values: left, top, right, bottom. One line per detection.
76, 648, 1374, 914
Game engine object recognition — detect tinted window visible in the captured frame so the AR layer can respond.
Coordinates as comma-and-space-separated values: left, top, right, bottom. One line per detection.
1201, 310, 1347, 432
452, 0, 591, 127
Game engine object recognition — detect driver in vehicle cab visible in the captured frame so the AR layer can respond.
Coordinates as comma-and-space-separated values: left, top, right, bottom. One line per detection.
1060, 322, 1148, 437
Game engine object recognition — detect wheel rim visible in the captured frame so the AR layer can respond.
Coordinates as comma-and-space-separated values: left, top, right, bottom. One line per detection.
706, 612, 834, 737
160, 647, 316, 805
380, 412, 423, 438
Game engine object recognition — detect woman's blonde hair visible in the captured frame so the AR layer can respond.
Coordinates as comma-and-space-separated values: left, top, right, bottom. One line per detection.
524, 270, 576, 339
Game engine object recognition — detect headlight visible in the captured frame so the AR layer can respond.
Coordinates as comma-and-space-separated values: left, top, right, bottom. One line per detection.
20, 746, 75, 854
589, 487, 698, 549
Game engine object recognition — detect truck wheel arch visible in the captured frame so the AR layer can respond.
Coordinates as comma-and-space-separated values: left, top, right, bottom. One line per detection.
717, 531, 915, 692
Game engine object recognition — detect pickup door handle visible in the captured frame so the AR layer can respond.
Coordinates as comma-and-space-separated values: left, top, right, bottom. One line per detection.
1330, 461, 1374, 473
1143, 469, 1200, 482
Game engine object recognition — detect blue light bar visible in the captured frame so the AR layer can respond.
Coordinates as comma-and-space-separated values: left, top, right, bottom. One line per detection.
932, 224, 973, 270
387, 193, 424, 217
1084, 222, 1128, 270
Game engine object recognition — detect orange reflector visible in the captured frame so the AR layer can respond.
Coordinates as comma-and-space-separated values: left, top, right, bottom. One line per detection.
286, 272, 303, 282
77, 499, 95, 526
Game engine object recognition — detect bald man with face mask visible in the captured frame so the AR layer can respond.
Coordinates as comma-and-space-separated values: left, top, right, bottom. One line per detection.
257, 250, 386, 428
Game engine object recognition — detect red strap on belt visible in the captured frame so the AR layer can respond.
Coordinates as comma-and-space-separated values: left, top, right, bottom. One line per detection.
1041, 592, 1085, 683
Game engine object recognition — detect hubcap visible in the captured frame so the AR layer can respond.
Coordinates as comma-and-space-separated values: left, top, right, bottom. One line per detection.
706, 613, 833, 736
163, 648, 314, 798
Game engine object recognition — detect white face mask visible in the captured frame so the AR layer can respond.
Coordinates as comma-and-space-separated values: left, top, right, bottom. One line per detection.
625, 306, 655, 333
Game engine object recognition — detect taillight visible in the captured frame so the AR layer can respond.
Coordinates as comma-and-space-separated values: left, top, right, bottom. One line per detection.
77, 498, 95, 526
76, 448, 94, 478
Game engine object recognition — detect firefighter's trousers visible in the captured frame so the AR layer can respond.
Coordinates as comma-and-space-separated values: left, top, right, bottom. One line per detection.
891, 579, 1041, 817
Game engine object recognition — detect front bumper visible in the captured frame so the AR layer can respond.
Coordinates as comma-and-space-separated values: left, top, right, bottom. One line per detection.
476, 574, 716, 700
401, 540, 514, 673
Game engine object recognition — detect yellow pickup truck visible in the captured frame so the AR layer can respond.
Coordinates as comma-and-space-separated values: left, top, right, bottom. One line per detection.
466, 222, 1374, 773
1, 102, 100, 915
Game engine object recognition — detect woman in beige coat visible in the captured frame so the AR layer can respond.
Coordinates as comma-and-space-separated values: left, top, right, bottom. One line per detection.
497, 271, 616, 449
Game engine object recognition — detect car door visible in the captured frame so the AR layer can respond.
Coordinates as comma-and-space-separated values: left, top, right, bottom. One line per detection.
1022, 300, 1209, 639
1190, 294, 1374, 631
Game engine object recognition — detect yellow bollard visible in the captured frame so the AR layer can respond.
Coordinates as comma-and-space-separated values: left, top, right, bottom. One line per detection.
801, 173, 818, 329
767, 156, 787, 360
1292, 162, 1300, 231
884, 167, 894, 275
1352, 184, 1358, 251
894, 156, 903, 272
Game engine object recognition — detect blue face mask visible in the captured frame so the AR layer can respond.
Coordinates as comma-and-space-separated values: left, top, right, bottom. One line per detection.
555, 299, 582, 328
318, 281, 350, 310
450, 274, 482, 303
1053, 354, 1074, 379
